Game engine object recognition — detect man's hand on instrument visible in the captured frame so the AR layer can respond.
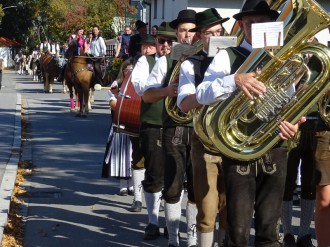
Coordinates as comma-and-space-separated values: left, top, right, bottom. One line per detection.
170, 74, 179, 85
234, 72, 267, 100
278, 117, 306, 140
166, 82, 178, 97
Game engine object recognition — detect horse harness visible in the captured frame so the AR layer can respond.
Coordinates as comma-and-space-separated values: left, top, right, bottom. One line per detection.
67, 56, 92, 86
72, 66, 90, 77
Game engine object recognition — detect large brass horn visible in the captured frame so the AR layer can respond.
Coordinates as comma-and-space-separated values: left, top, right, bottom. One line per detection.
195, 0, 330, 160
193, 0, 286, 152
164, 41, 203, 124
318, 94, 330, 127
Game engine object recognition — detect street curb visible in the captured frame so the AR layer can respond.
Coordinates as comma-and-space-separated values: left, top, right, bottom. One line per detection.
0, 93, 21, 244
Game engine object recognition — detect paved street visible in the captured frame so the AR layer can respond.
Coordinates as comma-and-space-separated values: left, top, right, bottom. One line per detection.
0, 70, 317, 246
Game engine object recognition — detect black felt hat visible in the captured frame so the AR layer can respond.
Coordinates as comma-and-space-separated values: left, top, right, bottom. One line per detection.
169, 9, 196, 29
135, 20, 148, 29
189, 8, 229, 32
233, 0, 279, 20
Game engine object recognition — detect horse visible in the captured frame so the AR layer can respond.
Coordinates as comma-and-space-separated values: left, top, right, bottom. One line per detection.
15, 55, 25, 75
39, 52, 61, 93
64, 40, 111, 115
64, 40, 94, 116
30, 55, 40, 81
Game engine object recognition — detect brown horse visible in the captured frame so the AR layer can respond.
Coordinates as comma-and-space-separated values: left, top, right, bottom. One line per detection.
64, 41, 93, 116
64, 40, 111, 115
39, 53, 61, 93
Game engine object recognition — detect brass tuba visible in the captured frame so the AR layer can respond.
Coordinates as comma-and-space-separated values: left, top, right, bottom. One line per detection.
195, 0, 330, 160
318, 94, 330, 127
193, 0, 286, 153
164, 41, 203, 124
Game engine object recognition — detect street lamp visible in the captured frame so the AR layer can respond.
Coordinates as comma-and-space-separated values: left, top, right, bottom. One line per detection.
2, 6, 18, 11
0, 5, 18, 25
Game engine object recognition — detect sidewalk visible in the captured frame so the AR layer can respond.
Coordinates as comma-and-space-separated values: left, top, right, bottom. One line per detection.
0, 70, 21, 244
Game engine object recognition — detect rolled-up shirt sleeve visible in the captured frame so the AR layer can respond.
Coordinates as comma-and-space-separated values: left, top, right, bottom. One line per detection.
107, 90, 116, 102
144, 56, 168, 91
177, 59, 196, 108
196, 49, 236, 105
131, 56, 150, 96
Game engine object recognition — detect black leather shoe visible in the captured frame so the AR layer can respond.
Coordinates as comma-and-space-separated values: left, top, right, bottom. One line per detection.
128, 189, 134, 196
143, 223, 160, 240
130, 200, 142, 212
283, 233, 296, 247
296, 234, 314, 247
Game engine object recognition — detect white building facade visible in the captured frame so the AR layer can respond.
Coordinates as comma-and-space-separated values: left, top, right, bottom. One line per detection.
141, 0, 330, 46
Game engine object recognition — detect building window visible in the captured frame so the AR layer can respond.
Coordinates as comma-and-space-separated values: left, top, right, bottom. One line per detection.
154, 0, 157, 19
162, 0, 165, 19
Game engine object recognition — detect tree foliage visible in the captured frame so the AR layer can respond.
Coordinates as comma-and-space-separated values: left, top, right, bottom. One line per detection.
0, 0, 137, 52
0, 5, 4, 24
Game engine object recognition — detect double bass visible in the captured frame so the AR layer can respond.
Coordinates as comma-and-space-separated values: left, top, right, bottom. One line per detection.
112, 69, 141, 137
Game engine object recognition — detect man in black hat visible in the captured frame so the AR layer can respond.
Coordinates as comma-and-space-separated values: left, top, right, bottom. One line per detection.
143, 9, 198, 247
131, 22, 176, 241
128, 34, 156, 214
169, 9, 197, 45
177, 8, 229, 247
129, 20, 148, 58
195, 0, 303, 246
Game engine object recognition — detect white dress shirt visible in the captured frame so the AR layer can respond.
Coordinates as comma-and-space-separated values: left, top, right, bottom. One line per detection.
177, 49, 208, 108
196, 40, 253, 105
40, 42, 50, 52
50, 43, 60, 55
144, 55, 168, 92
196, 39, 296, 105
131, 54, 161, 96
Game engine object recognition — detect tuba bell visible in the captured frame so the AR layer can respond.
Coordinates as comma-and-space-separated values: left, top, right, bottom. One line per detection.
195, 0, 330, 160
193, 0, 286, 152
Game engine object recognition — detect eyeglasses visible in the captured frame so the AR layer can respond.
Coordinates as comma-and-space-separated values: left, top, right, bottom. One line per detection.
201, 30, 223, 37
157, 38, 174, 45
